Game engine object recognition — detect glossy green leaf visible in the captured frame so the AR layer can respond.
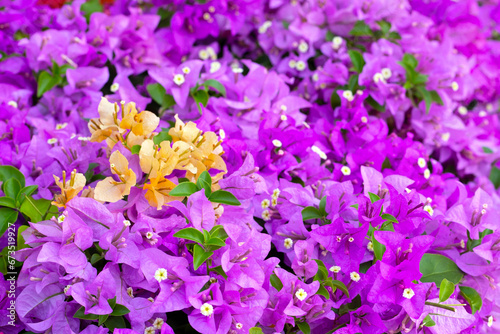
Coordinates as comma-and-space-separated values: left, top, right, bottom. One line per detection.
17, 225, 29, 250
296, 321, 311, 334
330, 280, 350, 298
489, 166, 500, 189
301, 206, 323, 221
193, 244, 213, 270
422, 314, 436, 327
168, 182, 199, 197
439, 278, 455, 303
73, 306, 99, 320
380, 213, 398, 223
204, 79, 226, 97
368, 192, 381, 203
194, 89, 209, 114
314, 260, 329, 281
2, 178, 21, 200
270, 273, 283, 291
20, 196, 52, 223
0, 165, 25, 187
316, 284, 330, 298
249, 328, 264, 334
131, 145, 141, 154
208, 190, 241, 206
206, 237, 226, 247
173, 227, 205, 244
459, 286, 482, 314
348, 50, 365, 73
420, 253, 464, 285
37, 71, 60, 97
319, 196, 327, 216
0, 197, 16, 209
110, 304, 130, 316
372, 233, 386, 261
350, 20, 372, 36
0, 208, 18, 237
210, 265, 228, 279
196, 171, 212, 197
103, 316, 126, 331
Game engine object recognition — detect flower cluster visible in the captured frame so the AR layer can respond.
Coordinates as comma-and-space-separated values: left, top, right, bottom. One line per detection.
1, 0, 500, 334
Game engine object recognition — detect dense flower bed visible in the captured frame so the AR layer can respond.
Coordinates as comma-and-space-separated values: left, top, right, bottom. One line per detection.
1, 0, 500, 333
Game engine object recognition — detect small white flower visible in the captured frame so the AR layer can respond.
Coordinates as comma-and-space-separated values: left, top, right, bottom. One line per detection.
273, 188, 280, 198
280, 115, 288, 121
483, 204, 488, 209
296, 60, 306, 71
312, 73, 319, 82
348, 237, 354, 242
123, 219, 131, 227
402, 287, 415, 299
458, 106, 468, 115
56, 123, 68, 130
451, 81, 459, 91
284, 238, 293, 249
47, 138, 58, 145
200, 303, 214, 316
350, 271, 361, 282
332, 36, 343, 50
417, 157, 426, 168
342, 90, 354, 102
361, 116, 368, 123
487, 315, 494, 327
329, 266, 341, 273
182, 67, 191, 74
423, 205, 434, 216
424, 169, 430, 179
373, 72, 385, 84
232, 67, 243, 74
341, 166, 351, 176
153, 318, 164, 329
311, 145, 327, 160
258, 20, 272, 34
7, 101, 18, 108
144, 326, 155, 334
441, 132, 450, 142
405, 188, 412, 194
280, 104, 288, 111
288, 59, 297, 69
481, 209, 487, 215
262, 209, 271, 221
146, 231, 154, 239
298, 41, 309, 53
295, 288, 307, 301
206, 47, 217, 60
173, 74, 185, 86
479, 111, 487, 117
154, 268, 168, 283
58, 215, 66, 223
148, 297, 155, 302
271, 197, 278, 207
356, 90, 363, 95
235, 323, 243, 330
64, 285, 71, 294
261, 199, 270, 209
381, 68, 392, 79
127, 287, 134, 297
199, 49, 209, 60
272, 139, 282, 148
210, 61, 221, 73
367, 241, 374, 252
486, 103, 494, 111
110, 82, 120, 93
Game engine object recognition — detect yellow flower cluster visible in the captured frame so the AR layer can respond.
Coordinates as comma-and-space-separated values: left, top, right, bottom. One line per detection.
53, 97, 227, 209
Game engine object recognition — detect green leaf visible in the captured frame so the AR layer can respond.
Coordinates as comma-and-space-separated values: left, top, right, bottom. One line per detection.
194, 89, 209, 114
316, 284, 330, 298
17, 225, 29, 250
193, 244, 213, 270
429, 90, 443, 105
380, 213, 398, 223
153, 128, 173, 145
368, 192, 381, 203
37, 71, 60, 98
2, 178, 21, 200
0, 165, 25, 187
249, 328, 264, 334
348, 50, 365, 73
270, 273, 283, 291
388, 31, 402, 40
98, 314, 109, 326
483, 147, 493, 154
80, 0, 103, 21
90, 253, 103, 264
173, 227, 205, 244
73, 306, 99, 320
365, 95, 385, 112
376, 20, 391, 35
209, 225, 228, 240
330, 280, 350, 298
0, 197, 16, 209
372, 234, 386, 261
459, 286, 482, 314
302, 206, 323, 221
296, 321, 311, 334
210, 265, 228, 279
206, 237, 226, 247
131, 145, 141, 154
350, 20, 372, 36
422, 314, 436, 327
168, 182, 199, 197
20, 196, 52, 223
489, 166, 500, 189
420, 253, 464, 285
110, 304, 130, 316
17, 185, 39, 204
417, 86, 433, 114
401, 53, 418, 69
314, 260, 329, 281
147, 83, 166, 105
204, 79, 227, 97
103, 316, 126, 331
0, 208, 18, 237
196, 171, 212, 197
439, 278, 455, 303
319, 196, 327, 216
208, 190, 241, 206
330, 90, 341, 110
347, 74, 359, 91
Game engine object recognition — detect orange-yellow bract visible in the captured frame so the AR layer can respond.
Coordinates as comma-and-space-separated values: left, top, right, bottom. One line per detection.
52, 170, 86, 207
94, 150, 137, 203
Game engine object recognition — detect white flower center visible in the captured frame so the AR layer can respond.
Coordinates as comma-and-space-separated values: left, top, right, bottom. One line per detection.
417, 157, 426, 168
298, 41, 309, 53
199, 49, 209, 60
441, 132, 450, 142
329, 265, 341, 273
296, 60, 306, 71
262, 209, 271, 221
144, 326, 155, 334
272, 139, 282, 148
367, 241, 374, 252
423, 205, 434, 216
7, 101, 18, 108
488, 315, 494, 327
154, 268, 168, 282
56, 123, 68, 130
350, 271, 361, 282
361, 116, 368, 123
332, 36, 343, 49
200, 303, 214, 316
182, 67, 191, 74
311, 145, 327, 160
153, 318, 164, 329
341, 166, 351, 176
342, 90, 354, 101
457, 106, 468, 115
173, 74, 185, 86
110, 82, 120, 93
261, 199, 270, 209
236, 323, 243, 329
258, 20, 272, 34
47, 138, 58, 144
373, 72, 385, 84
451, 81, 459, 91
424, 169, 430, 179
402, 288, 415, 299
210, 61, 221, 73
295, 288, 307, 301
280, 115, 288, 121
381, 68, 392, 79
288, 60, 297, 69
284, 238, 293, 249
